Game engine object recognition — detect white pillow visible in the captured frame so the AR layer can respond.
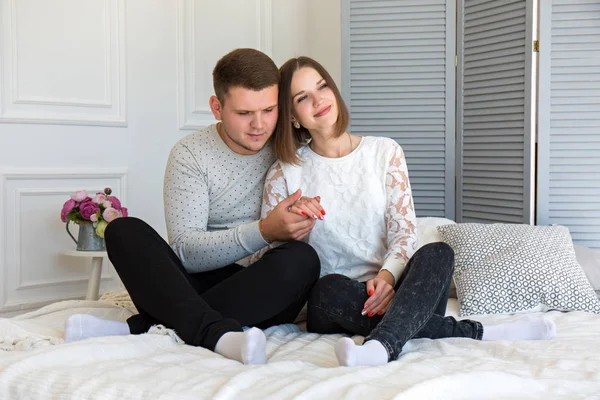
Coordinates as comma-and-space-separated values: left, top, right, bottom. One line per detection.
416, 217, 456, 249
437, 223, 600, 316
574, 245, 600, 291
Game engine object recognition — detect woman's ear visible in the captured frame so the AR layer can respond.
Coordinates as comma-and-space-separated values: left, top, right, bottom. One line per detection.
209, 96, 223, 120
290, 111, 300, 124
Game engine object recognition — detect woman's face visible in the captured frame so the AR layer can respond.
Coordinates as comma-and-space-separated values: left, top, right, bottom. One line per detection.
290, 67, 338, 132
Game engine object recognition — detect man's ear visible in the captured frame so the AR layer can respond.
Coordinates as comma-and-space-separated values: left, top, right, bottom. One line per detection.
209, 96, 223, 120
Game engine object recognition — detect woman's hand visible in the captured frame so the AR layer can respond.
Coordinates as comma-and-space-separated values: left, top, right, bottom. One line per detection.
362, 270, 395, 317
289, 195, 325, 220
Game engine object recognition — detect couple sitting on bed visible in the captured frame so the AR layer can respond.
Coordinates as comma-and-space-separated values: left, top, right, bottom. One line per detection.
64, 48, 556, 366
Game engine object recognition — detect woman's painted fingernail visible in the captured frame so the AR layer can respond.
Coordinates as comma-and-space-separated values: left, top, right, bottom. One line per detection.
368, 312, 374, 317
313, 215, 318, 219
368, 290, 374, 296
361, 309, 367, 316
301, 211, 306, 216
321, 210, 326, 215
377, 311, 383, 315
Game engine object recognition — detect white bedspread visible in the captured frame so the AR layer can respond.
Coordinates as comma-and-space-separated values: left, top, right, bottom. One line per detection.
1, 299, 599, 400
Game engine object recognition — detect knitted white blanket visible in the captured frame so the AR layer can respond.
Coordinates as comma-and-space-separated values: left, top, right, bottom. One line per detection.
1, 298, 600, 399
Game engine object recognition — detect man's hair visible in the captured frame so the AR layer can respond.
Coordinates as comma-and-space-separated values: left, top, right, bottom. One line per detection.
275, 56, 350, 165
212, 48, 279, 103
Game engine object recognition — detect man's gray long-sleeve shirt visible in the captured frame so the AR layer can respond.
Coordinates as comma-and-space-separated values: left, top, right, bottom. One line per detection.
163, 124, 274, 273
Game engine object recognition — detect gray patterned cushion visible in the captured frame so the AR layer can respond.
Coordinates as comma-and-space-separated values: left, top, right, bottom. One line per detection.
437, 223, 600, 316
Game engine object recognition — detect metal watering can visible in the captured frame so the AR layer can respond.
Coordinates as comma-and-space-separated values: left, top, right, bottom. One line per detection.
66, 221, 105, 251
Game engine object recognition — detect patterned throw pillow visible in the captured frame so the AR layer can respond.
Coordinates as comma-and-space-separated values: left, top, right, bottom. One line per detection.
437, 223, 600, 316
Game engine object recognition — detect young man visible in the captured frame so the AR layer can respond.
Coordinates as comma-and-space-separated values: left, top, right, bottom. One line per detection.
64, 49, 321, 365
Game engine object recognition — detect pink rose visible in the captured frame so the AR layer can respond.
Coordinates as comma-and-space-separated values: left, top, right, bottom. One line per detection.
71, 190, 88, 202
107, 196, 122, 210
79, 198, 100, 220
61, 199, 77, 223
90, 213, 98, 222
94, 193, 107, 204
121, 207, 128, 217
103, 207, 121, 222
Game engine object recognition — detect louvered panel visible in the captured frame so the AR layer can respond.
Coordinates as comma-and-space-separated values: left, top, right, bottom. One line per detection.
350, 1, 447, 8
352, 47, 446, 56
538, 0, 600, 248
456, 0, 533, 223
343, 0, 455, 218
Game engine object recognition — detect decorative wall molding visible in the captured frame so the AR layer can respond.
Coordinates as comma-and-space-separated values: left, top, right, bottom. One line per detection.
176, 0, 273, 130
0, 168, 127, 311
0, 0, 127, 126
258, 0, 273, 57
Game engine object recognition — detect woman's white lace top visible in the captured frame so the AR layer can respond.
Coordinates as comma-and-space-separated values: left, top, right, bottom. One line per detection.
260, 136, 417, 283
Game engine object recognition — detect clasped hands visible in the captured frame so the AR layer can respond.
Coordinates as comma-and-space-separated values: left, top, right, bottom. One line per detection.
288, 195, 325, 220
259, 189, 319, 242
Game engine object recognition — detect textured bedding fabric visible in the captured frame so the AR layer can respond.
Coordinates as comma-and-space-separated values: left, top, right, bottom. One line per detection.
1, 299, 600, 399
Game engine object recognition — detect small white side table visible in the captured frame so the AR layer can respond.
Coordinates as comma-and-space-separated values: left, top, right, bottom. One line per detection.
63, 250, 108, 300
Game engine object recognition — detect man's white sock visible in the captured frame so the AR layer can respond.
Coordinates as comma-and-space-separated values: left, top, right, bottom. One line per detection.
214, 327, 267, 365
64, 314, 130, 342
335, 337, 389, 367
482, 316, 556, 341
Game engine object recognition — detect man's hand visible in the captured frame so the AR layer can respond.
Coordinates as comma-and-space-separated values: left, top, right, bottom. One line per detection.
261, 189, 316, 241
362, 270, 395, 317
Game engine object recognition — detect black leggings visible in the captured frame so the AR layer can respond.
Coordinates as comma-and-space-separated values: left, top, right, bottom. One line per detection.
307, 242, 482, 361
105, 217, 320, 351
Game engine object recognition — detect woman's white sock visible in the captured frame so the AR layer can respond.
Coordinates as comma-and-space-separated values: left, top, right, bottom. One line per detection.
335, 337, 389, 367
214, 327, 267, 365
482, 316, 556, 341
64, 314, 130, 342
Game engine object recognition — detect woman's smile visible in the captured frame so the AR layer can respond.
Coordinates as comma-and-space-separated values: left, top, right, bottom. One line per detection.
314, 105, 331, 118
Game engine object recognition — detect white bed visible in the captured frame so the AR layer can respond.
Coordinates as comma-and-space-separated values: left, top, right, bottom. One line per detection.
1, 295, 599, 400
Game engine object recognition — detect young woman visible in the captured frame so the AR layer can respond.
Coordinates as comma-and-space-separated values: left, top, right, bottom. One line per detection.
258, 56, 556, 367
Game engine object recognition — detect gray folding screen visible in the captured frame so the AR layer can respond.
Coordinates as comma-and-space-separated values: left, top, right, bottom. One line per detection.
456, 0, 534, 224
341, 0, 456, 219
537, 0, 600, 248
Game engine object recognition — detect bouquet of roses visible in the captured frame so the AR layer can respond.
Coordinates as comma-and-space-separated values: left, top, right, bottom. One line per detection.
60, 187, 128, 238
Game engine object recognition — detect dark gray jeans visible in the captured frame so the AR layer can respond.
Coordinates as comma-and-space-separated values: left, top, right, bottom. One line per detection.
307, 242, 483, 361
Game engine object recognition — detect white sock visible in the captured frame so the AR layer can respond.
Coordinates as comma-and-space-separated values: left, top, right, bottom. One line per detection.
482, 316, 556, 341
64, 314, 130, 342
335, 337, 389, 367
214, 327, 267, 365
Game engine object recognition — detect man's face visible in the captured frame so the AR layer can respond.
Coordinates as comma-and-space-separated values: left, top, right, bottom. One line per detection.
210, 85, 278, 155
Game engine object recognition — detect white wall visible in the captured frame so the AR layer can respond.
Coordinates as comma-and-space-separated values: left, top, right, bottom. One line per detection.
272, 1, 309, 65
272, 0, 341, 85
305, 0, 342, 86
0, 0, 340, 315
